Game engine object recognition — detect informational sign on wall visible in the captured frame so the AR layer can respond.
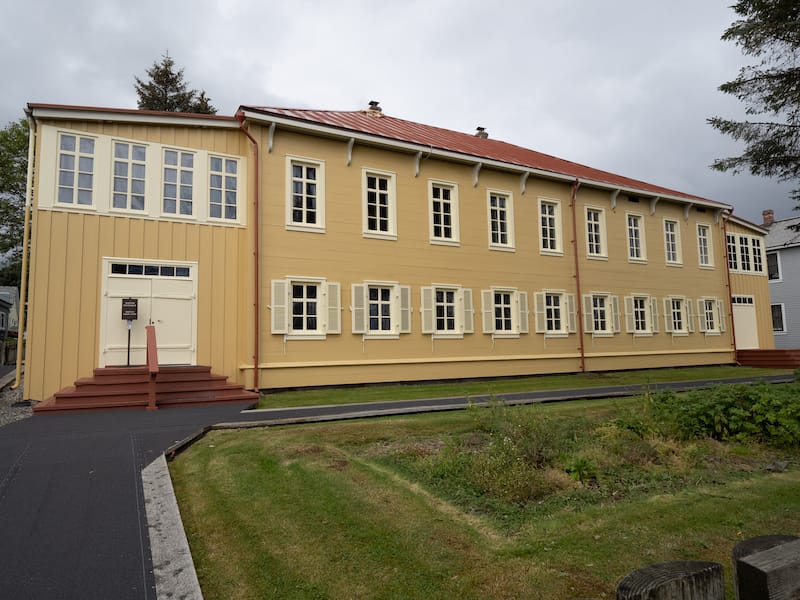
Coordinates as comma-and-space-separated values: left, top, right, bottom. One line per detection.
121, 298, 138, 321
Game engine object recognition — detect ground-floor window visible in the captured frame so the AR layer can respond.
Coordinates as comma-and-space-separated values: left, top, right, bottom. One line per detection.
270, 278, 341, 339
771, 304, 785, 333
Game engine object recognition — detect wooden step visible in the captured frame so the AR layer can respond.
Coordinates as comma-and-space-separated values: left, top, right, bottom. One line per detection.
737, 349, 800, 368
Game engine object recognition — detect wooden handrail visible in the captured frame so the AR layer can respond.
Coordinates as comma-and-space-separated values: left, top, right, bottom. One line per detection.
145, 325, 159, 375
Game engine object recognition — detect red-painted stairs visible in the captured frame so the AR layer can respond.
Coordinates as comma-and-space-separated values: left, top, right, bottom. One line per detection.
33, 365, 259, 414
736, 349, 800, 369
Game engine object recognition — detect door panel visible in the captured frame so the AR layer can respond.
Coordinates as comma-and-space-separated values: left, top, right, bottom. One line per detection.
733, 304, 759, 349
103, 277, 152, 366
151, 278, 195, 364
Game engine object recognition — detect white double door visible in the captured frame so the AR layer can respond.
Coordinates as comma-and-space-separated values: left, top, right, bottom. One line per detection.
100, 262, 197, 367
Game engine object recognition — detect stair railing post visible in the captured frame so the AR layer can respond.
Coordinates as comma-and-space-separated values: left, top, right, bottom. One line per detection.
145, 325, 159, 411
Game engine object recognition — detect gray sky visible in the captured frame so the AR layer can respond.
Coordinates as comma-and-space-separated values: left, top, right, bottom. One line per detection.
3, 0, 796, 223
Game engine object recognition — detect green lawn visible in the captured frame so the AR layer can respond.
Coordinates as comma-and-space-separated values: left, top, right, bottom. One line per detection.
258, 365, 791, 408
171, 387, 800, 599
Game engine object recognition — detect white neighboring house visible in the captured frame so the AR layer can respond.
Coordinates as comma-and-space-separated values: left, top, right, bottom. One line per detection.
0, 286, 20, 338
763, 210, 800, 349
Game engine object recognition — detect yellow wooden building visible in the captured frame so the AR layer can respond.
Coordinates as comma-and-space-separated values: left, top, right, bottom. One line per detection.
21, 102, 772, 403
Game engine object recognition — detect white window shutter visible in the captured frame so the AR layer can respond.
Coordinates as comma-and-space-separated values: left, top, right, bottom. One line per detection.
462, 288, 474, 334
651, 297, 660, 333
327, 282, 341, 334
697, 299, 707, 332
611, 295, 621, 333
421, 287, 434, 334
399, 286, 412, 333
686, 298, 695, 333
270, 279, 288, 334
534, 292, 546, 333
582, 294, 594, 333
663, 298, 673, 333
717, 299, 726, 332
624, 296, 635, 333
566, 294, 577, 333
518, 291, 529, 334
481, 290, 494, 333
351, 284, 366, 334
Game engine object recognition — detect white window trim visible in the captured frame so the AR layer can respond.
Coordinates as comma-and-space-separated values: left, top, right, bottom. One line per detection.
583, 292, 620, 337
696, 223, 714, 268
663, 219, 683, 266
350, 281, 411, 339
286, 155, 326, 233
767, 251, 782, 282
625, 212, 647, 264
534, 290, 576, 338
56, 131, 98, 209
539, 198, 563, 256
584, 206, 608, 260
270, 277, 341, 340
663, 296, 693, 336
486, 189, 515, 251
420, 285, 474, 339
624, 294, 659, 336
697, 297, 726, 336
771, 303, 787, 333
110, 140, 149, 215
362, 168, 397, 240
161, 147, 197, 220
727, 233, 767, 275
428, 179, 460, 246
481, 287, 530, 338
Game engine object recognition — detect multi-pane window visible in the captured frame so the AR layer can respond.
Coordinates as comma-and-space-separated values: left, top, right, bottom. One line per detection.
739, 236, 751, 271
163, 149, 194, 215
480, 289, 529, 336
727, 234, 767, 274
751, 238, 764, 273
670, 299, 684, 332
364, 171, 396, 236
534, 291, 575, 336
494, 291, 512, 332
546, 293, 562, 332
420, 286, 473, 337
664, 297, 693, 335
633, 297, 647, 332
697, 224, 712, 267
540, 200, 561, 253
624, 295, 659, 335
351, 283, 411, 336
767, 252, 780, 280
664, 220, 681, 264
584, 293, 620, 335
727, 234, 738, 270
58, 134, 95, 206
435, 289, 456, 332
488, 191, 514, 249
627, 214, 645, 261
430, 182, 458, 243
585, 207, 605, 257
209, 156, 238, 220
368, 287, 392, 332
771, 304, 785, 332
112, 142, 146, 211
270, 278, 340, 338
288, 159, 323, 229
702, 299, 716, 332
291, 283, 319, 333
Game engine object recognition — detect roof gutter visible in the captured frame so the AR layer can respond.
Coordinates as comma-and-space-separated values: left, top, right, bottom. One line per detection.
236, 112, 261, 391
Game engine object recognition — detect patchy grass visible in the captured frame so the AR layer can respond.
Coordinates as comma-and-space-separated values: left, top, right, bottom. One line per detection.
172, 390, 800, 599
257, 365, 791, 408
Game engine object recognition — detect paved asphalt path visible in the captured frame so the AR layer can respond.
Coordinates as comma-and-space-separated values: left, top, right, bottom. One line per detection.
0, 373, 794, 599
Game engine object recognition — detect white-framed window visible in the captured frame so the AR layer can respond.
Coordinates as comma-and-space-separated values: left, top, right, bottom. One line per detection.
112, 141, 147, 212
287, 157, 325, 232
0, 312, 5, 330
626, 213, 646, 263
664, 219, 682, 265
428, 180, 459, 244
739, 236, 752, 271
751, 238, 764, 273
420, 285, 474, 338
727, 234, 767, 274
624, 294, 659, 336
351, 282, 411, 338
270, 278, 341, 340
162, 148, 194, 216
767, 251, 781, 281
209, 155, 239, 221
481, 288, 529, 337
585, 207, 607, 258
697, 298, 726, 335
534, 291, 576, 337
697, 224, 713, 267
363, 169, 397, 239
57, 133, 95, 206
663, 296, 694, 335
583, 293, 620, 336
539, 199, 563, 255
726, 234, 738, 270
487, 190, 515, 250
771, 304, 786, 332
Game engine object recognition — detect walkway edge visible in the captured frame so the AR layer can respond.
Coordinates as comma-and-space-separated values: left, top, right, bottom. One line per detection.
142, 454, 204, 600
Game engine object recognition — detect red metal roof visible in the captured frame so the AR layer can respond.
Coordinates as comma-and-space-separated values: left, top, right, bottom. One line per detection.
242, 106, 726, 207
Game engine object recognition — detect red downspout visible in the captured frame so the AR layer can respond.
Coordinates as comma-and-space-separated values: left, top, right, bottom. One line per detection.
569, 178, 586, 372
236, 112, 261, 391
721, 210, 739, 364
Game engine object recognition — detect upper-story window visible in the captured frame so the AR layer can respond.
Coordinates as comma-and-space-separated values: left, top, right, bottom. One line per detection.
209, 156, 238, 220
626, 213, 646, 262
664, 219, 682, 265
539, 199, 562, 255
363, 169, 397, 239
287, 157, 325, 232
487, 191, 514, 250
767, 251, 780, 280
585, 207, 607, 258
163, 149, 194, 216
112, 142, 147, 211
727, 233, 766, 274
697, 224, 713, 267
481, 288, 529, 337
751, 238, 764, 273
429, 181, 459, 244
57, 133, 95, 206
727, 234, 738, 270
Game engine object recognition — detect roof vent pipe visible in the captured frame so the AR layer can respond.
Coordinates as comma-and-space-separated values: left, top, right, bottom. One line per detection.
762, 209, 775, 226
368, 100, 382, 113
475, 126, 488, 139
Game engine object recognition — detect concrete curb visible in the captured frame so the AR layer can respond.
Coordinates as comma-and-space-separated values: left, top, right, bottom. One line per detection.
142, 455, 204, 600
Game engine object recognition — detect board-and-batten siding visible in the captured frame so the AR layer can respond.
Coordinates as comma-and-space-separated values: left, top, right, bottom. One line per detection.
771, 246, 800, 348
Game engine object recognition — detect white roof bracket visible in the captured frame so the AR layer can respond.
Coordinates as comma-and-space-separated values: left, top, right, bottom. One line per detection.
520, 171, 530, 195
473, 162, 482, 187
650, 196, 660, 215
346, 138, 355, 166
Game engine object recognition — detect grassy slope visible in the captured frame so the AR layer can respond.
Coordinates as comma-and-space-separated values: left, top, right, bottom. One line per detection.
171, 396, 800, 599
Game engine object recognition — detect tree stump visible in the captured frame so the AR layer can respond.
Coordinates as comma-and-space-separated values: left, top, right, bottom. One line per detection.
616, 561, 724, 600
732, 535, 798, 600
735, 537, 800, 600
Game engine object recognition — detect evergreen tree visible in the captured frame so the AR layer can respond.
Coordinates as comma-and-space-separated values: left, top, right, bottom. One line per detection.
708, 0, 800, 203
134, 53, 217, 114
0, 118, 28, 286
